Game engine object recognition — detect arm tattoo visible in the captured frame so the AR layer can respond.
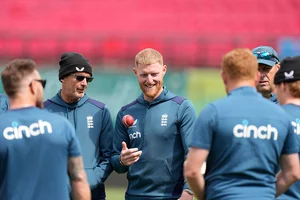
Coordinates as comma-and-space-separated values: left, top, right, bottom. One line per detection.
68, 156, 85, 181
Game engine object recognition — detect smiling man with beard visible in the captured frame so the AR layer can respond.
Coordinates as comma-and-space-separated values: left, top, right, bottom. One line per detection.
252, 46, 281, 103
111, 48, 197, 200
44, 52, 114, 200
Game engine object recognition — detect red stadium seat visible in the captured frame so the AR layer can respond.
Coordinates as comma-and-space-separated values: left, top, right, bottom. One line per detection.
0, 0, 299, 66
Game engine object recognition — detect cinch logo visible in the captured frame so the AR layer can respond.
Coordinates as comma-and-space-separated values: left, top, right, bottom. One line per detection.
3, 120, 53, 140
291, 118, 300, 135
233, 120, 278, 140
129, 131, 141, 140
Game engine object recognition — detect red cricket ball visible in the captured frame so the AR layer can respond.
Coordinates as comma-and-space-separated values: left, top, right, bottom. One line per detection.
122, 115, 134, 127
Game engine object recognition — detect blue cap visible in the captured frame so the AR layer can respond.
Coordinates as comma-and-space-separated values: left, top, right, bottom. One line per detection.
252, 46, 279, 67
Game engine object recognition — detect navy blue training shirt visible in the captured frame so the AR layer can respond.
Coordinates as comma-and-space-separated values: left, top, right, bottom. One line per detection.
191, 87, 298, 200
0, 107, 81, 200
277, 104, 300, 200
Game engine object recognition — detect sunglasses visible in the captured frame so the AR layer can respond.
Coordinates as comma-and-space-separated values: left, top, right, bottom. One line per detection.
31, 79, 47, 88
71, 74, 93, 83
253, 51, 280, 64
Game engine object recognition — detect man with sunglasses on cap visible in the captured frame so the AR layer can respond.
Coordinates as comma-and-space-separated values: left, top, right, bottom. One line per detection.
274, 56, 300, 200
44, 52, 114, 200
0, 93, 9, 114
184, 49, 300, 200
252, 46, 281, 103
0, 59, 90, 200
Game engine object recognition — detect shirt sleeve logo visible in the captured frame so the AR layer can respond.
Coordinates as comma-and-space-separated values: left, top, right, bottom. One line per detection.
129, 131, 141, 140
129, 119, 138, 128
291, 118, 300, 135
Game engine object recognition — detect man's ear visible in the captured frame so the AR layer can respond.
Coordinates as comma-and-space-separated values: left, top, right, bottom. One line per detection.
29, 82, 36, 95
162, 65, 167, 76
221, 70, 227, 85
133, 67, 137, 77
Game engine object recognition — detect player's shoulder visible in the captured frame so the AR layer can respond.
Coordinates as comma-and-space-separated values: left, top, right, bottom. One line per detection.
259, 97, 286, 113
121, 99, 139, 112
39, 109, 70, 123
165, 89, 187, 105
208, 96, 228, 108
86, 98, 106, 110
281, 104, 300, 114
170, 96, 196, 114
43, 99, 53, 108
170, 95, 186, 105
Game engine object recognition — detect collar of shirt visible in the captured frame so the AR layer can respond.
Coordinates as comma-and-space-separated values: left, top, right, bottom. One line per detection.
228, 86, 257, 96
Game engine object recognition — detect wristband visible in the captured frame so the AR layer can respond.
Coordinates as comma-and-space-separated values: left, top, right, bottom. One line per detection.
184, 189, 194, 195
119, 156, 125, 166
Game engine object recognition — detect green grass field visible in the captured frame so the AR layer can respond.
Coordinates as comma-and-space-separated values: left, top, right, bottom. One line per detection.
106, 187, 126, 200
106, 187, 200, 200
187, 68, 226, 113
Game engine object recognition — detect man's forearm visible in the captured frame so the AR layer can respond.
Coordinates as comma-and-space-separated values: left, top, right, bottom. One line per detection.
71, 179, 91, 200
276, 170, 298, 197
186, 172, 205, 200
68, 156, 91, 200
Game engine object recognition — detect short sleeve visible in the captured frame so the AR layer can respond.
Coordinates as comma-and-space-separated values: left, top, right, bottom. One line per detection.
190, 104, 217, 150
282, 120, 299, 154
66, 121, 81, 157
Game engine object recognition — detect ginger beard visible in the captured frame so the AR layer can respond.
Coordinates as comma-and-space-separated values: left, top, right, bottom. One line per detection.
140, 79, 163, 101
134, 63, 166, 102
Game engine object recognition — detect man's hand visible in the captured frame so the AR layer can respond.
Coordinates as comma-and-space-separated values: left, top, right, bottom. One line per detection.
120, 141, 142, 166
178, 190, 194, 200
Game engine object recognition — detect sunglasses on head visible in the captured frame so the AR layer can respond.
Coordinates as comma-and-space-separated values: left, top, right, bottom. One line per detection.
31, 79, 47, 88
71, 74, 93, 83
253, 51, 280, 64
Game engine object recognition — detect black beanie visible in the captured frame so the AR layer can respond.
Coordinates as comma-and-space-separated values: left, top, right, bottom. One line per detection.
274, 56, 300, 84
58, 52, 92, 80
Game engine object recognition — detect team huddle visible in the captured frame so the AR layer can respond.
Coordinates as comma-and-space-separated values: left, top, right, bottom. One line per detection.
0, 46, 300, 200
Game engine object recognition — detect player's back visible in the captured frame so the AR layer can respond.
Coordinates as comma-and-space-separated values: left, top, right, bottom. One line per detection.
205, 87, 295, 199
277, 104, 300, 200
0, 106, 79, 200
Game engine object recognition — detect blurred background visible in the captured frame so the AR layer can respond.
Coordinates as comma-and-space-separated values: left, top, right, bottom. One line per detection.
0, 0, 300, 199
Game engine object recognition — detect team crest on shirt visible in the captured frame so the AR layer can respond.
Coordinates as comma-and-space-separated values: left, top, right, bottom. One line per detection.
161, 114, 168, 126
86, 116, 94, 128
